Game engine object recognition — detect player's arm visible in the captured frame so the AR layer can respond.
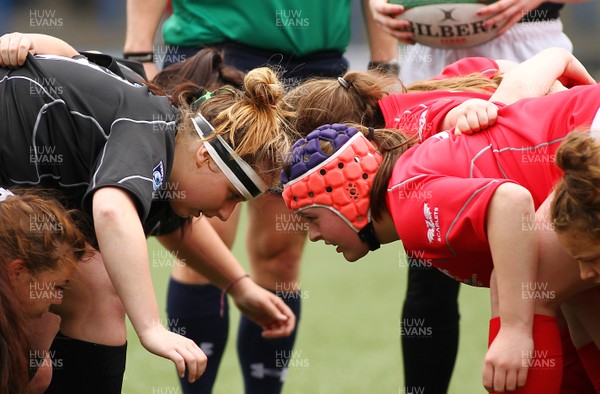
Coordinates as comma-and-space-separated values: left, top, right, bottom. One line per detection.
362, 0, 400, 72
490, 47, 596, 105
369, 0, 415, 44
123, 0, 168, 79
92, 187, 207, 383
157, 218, 296, 338
0, 32, 78, 67
483, 182, 536, 392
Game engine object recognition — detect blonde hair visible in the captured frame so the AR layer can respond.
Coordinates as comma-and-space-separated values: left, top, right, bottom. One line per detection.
552, 130, 600, 239
177, 67, 296, 185
406, 73, 502, 94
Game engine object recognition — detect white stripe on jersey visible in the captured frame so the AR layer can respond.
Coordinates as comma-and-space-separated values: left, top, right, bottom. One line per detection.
118, 175, 153, 184
387, 174, 429, 192
35, 54, 142, 87
0, 75, 108, 186
0, 75, 58, 100
111, 118, 177, 128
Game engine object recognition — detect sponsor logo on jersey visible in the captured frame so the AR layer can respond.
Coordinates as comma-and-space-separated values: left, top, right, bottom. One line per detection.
152, 161, 164, 191
423, 202, 441, 243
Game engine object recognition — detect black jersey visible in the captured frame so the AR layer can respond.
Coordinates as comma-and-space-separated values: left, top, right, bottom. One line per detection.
0, 54, 185, 238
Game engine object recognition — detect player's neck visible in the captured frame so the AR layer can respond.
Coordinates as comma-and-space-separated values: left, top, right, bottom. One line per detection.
373, 212, 398, 244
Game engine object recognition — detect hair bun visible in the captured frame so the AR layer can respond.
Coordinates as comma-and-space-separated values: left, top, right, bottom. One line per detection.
556, 131, 600, 208
243, 67, 284, 108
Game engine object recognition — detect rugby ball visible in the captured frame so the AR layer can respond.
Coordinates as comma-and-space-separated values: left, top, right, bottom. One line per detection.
391, 0, 502, 49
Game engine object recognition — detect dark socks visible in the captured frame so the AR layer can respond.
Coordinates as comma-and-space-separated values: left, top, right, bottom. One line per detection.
237, 290, 302, 394
166, 278, 229, 394
401, 266, 460, 394
45, 333, 127, 394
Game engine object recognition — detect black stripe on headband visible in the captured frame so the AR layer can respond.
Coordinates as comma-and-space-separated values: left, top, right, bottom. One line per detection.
191, 115, 263, 198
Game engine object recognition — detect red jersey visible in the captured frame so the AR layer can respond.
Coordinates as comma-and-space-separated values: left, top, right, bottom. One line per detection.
386, 84, 600, 287
379, 57, 499, 141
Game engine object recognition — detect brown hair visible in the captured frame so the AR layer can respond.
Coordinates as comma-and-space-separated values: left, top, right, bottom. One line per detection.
283, 70, 402, 136
152, 47, 245, 108
0, 190, 87, 275
284, 70, 502, 137
0, 190, 88, 394
0, 267, 30, 394
176, 67, 295, 186
551, 130, 600, 239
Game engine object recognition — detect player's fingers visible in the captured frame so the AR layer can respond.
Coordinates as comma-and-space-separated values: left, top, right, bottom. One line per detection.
455, 116, 468, 135
482, 362, 495, 392
466, 111, 482, 133
168, 350, 186, 379
7, 35, 22, 67
487, 104, 498, 126
453, 126, 462, 136
476, 109, 490, 131
496, 10, 524, 35
493, 366, 507, 392
517, 363, 529, 388
17, 37, 33, 65
192, 343, 207, 381
373, 2, 405, 16
185, 342, 206, 382
504, 367, 518, 392
0, 34, 11, 66
176, 346, 197, 383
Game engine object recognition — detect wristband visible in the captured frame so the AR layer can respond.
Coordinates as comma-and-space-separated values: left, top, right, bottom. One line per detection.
367, 60, 400, 76
122, 52, 154, 63
220, 274, 250, 317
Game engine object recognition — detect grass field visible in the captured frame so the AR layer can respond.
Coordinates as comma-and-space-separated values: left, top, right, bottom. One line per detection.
122, 207, 491, 394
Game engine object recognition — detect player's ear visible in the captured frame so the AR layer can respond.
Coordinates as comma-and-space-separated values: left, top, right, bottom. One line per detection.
7, 259, 29, 286
195, 143, 211, 168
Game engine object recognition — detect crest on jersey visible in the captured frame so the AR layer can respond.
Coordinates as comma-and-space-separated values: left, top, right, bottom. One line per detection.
152, 161, 164, 191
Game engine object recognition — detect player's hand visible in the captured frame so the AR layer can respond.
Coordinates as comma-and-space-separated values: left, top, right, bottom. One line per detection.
369, 0, 415, 44
139, 324, 207, 383
230, 277, 296, 338
444, 99, 498, 136
477, 0, 545, 35
0, 32, 35, 67
483, 327, 533, 392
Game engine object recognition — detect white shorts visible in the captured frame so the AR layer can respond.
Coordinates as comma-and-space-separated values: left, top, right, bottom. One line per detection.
399, 19, 573, 84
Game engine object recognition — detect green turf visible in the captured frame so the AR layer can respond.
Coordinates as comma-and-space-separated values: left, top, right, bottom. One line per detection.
122, 207, 490, 393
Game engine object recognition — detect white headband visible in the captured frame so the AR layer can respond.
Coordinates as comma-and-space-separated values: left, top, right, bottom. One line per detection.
0, 187, 14, 202
191, 114, 268, 200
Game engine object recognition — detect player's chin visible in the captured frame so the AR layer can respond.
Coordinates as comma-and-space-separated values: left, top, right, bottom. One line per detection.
342, 248, 369, 262
169, 201, 190, 218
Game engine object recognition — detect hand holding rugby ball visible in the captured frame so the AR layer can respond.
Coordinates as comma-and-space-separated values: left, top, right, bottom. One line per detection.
390, 0, 502, 48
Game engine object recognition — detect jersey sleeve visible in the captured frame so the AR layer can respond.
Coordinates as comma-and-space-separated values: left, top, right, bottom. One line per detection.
380, 94, 480, 141
82, 117, 177, 222
387, 175, 514, 286
432, 57, 500, 80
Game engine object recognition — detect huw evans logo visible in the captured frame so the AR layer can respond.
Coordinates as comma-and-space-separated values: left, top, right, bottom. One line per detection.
275, 9, 309, 28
